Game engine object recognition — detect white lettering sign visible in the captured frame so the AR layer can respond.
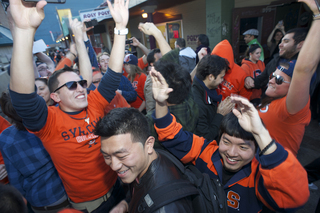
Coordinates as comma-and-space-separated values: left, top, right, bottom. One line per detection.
79, 8, 111, 22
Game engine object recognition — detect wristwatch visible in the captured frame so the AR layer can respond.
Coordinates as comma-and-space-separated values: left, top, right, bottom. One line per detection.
114, 28, 128, 35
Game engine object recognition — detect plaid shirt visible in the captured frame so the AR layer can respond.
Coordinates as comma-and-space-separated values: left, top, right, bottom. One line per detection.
0, 126, 66, 207
146, 93, 199, 149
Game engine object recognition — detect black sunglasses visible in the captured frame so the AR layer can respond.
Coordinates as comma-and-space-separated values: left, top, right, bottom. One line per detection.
269, 73, 290, 85
54, 80, 87, 93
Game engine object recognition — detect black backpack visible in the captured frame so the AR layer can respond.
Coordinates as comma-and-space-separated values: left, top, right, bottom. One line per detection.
137, 149, 228, 213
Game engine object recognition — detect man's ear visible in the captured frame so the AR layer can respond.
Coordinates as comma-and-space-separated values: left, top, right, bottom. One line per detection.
209, 74, 216, 81
297, 41, 304, 51
50, 92, 60, 103
145, 136, 155, 154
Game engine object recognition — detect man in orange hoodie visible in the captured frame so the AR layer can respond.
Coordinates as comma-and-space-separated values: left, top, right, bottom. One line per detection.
211, 40, 252, 100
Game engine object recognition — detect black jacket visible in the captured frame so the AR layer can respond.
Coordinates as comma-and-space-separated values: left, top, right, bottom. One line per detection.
128, 152, 194, 213
191, 79, 223, 141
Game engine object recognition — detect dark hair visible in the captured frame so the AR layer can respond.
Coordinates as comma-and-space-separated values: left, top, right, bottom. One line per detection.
196, 55, 229, 80
272, 29, 284, 43
94, 108, 150, 145
198, 34, 209, 47
0, 92, 25, 131
147, 48, 161, 65
245, 44, 261, 58
219, 112, 257, 146
286, 28, 308, 45
154, 61, 191, 104
48, 65, 77, 93
176, 38, 186, 48
35, 77, 48, 85
0, 183, 28, 213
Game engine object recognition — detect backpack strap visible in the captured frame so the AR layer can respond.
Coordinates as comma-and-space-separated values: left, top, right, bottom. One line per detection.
137, 180, 199, 213
156, 149, 186, 173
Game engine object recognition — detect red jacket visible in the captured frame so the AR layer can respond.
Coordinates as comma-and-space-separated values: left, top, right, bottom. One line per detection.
241, 59, 265, 100
211, 40, 252, 100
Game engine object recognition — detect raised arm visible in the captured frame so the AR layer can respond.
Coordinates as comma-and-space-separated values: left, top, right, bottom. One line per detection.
138, 22, 171, 55
286, 0, 320, 114
69, 18, 92, 85
131, 37, 150, 64
231, 94, 276, 155
108, 0, 129, 73
231, 94, 309, 210
83, 19, 99, 68
150, 68, 173, 119
35, 52, 55, 74
267, 22, 285, 48
8, 0, 47, 93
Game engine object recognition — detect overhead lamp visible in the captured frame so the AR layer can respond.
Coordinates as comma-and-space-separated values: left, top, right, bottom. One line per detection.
142, 13, 148, 18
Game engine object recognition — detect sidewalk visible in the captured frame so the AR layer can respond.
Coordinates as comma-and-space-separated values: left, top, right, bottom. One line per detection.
296, 119, 320, 213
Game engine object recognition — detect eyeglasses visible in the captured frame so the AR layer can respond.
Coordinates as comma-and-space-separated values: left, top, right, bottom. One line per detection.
54, 80, 87, 93
269, 73, 290, 85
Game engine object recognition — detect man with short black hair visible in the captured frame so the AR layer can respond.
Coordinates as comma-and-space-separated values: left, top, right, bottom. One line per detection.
192, 54, 234, 141
243, 29, 264, 61
0, 183, 28, 213
245, 28, 310, 91
95, 107, 194, 213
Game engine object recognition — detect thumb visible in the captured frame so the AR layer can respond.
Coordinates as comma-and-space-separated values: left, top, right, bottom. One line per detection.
232, 108, 242, 119
36, 0, 47, 15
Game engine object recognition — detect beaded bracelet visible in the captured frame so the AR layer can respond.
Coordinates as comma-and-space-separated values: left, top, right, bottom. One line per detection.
259, 139, 275, 156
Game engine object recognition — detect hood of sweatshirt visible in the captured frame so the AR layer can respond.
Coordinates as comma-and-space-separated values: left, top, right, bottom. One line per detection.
179, 47, 196, 58
211, 39, 235, 69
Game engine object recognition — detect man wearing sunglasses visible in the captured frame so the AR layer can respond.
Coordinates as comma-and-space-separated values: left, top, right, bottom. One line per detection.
7, 0, 129, 212
244, 28, 319, 93
257, 0, 320, 158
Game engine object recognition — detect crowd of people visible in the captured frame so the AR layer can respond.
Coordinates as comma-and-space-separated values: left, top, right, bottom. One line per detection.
0, 0, 320, 212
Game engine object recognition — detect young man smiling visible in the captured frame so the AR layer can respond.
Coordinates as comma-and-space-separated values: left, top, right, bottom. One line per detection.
94, 107, 194, 213
245, 28, 308, 90
150, 67, 309, 212
8, 0, 129, 212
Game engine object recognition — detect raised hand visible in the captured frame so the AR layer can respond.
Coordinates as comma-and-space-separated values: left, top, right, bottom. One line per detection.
82, 19, 94, 32
69, 17, 84, 42
138, 22, 161, 36
131, 37, 140, 47
230, 94, 264, 135
150, 67, 173, 106
198, 47, 208, 61
8, 0, 46, 31
107, 0, 129, 29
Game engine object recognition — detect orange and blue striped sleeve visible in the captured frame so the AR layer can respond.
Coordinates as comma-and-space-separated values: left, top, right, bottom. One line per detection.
255, 144, 309, 211
154, 111, 215, 164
